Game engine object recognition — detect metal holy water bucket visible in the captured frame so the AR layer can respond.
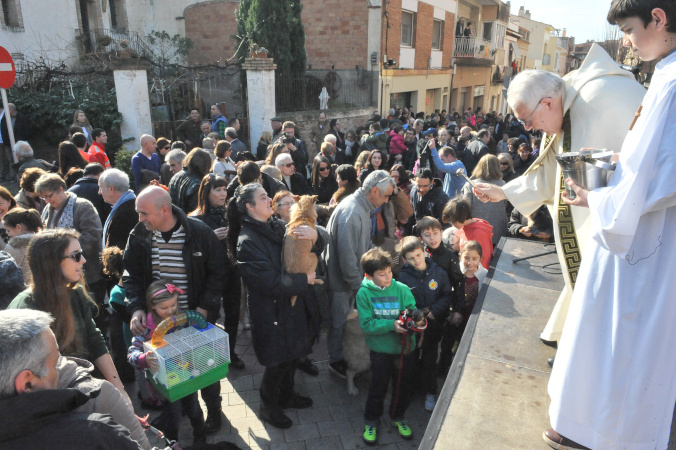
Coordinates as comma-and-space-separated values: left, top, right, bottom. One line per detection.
555, 150, 616, 200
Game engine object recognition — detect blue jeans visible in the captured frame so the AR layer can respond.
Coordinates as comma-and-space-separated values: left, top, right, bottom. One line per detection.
364, 350, 416, 427
327, 289, 353, 363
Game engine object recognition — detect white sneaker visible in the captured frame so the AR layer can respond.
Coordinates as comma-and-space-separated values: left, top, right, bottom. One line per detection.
425, 394, 436, 412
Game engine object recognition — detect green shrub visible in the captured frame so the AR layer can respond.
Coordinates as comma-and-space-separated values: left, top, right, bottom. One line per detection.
8, 76, 124, 157
114, 149, 135, 185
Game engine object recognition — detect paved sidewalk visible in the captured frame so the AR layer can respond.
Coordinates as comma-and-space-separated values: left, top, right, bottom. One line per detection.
132, 329, 431, 449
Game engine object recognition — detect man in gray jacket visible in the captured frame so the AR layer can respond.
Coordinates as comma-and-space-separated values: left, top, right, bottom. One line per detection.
323, 170, 395, 378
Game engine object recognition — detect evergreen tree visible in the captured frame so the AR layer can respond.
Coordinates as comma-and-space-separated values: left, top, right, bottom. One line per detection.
235, 0, 306, 76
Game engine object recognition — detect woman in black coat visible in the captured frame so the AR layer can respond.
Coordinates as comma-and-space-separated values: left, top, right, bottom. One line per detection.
311, 156, 338, 204
189, 173, 245, 372
234, 183, 323, 429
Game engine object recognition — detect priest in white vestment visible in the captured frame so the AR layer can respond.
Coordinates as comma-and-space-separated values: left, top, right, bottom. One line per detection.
475, 45, 645, 343
542, 3, 676, 448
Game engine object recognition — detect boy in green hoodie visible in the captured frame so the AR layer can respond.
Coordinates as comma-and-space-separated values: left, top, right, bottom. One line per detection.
356, 248, 417, 445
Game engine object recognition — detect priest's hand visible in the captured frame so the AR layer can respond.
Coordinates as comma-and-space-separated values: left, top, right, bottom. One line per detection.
562, 179, 589, 208
473, 182, 507, 203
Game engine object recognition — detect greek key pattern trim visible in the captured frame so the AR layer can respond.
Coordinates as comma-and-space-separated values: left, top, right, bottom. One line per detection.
557, 112, 581, 286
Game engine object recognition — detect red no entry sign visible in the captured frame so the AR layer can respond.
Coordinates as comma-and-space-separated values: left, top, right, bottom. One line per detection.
0, 47, 16, 89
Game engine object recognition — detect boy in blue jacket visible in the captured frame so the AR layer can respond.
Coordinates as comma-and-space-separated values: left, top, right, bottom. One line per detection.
396, 236, 452, 412
356, 248, 417, 445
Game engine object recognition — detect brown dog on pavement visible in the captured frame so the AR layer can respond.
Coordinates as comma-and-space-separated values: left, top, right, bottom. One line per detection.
344, 309, 371, 395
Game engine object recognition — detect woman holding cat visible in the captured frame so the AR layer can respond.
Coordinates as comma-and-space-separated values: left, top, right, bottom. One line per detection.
234, 183, 324, 429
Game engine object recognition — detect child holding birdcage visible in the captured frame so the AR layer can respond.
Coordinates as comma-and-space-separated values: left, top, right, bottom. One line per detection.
128, 279, 206, 446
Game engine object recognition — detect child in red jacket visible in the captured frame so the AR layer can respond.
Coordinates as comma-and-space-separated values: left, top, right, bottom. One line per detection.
388, 125, 408, 163
442, 198, 493, 269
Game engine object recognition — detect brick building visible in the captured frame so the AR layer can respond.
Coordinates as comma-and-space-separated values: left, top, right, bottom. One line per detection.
379, 0, 456, 115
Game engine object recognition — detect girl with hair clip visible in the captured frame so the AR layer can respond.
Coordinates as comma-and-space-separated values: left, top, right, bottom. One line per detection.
127, 279, 206, 446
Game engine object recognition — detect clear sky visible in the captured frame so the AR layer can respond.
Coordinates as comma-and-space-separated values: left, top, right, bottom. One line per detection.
515, 0, 617, 44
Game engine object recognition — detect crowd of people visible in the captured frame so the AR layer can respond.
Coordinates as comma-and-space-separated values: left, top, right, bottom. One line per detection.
0, 98, 556, 448
2, 2, 675, 449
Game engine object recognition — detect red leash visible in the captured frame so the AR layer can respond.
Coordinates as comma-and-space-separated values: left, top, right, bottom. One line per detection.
390, 333, 407, 419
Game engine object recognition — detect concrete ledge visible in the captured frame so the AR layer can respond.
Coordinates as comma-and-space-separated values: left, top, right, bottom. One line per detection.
421, 238, 562, 449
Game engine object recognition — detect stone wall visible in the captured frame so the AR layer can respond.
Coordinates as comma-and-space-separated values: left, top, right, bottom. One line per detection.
279, 107, 374, 158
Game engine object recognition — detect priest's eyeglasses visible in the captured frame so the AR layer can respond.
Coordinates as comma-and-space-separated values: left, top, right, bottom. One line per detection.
518, 97, 546, 128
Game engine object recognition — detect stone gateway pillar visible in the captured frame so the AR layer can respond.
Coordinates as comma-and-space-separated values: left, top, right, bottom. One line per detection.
242, 57, 277, 150
113, 69, 152, 150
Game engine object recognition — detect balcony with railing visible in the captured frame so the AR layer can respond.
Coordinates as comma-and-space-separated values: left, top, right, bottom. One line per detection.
453, 37, 496, 66
75, 28, 153, 60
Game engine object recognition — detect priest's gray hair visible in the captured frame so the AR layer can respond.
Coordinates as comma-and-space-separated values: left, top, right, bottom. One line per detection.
0, 310, 54, 399
507, 69, 565, 112
362, 170, 396, 195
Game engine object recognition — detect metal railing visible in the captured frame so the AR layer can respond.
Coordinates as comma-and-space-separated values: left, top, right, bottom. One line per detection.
453, 37, 495, 59
75, 28, 154, 58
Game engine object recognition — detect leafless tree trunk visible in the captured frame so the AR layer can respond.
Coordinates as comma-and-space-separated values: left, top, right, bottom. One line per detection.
595, 24, 623, 62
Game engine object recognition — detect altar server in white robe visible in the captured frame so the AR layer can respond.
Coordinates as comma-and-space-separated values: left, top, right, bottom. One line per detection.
473, 45, 645, 344
543, 2, 676, 449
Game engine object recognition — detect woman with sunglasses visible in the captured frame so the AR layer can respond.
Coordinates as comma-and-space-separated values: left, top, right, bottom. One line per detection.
155, 137, 172, 185
311, 156, 338, 204
276, 153, 311, 196
497, 153, 517, 183
7, 228, 131, 407
190, 173, 246, 371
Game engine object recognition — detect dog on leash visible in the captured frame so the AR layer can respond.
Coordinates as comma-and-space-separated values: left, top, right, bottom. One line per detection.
283, 195, 323, 306
343, 309, 371, 395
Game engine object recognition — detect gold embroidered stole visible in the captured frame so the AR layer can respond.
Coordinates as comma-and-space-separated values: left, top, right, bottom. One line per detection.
556, 112, 582, 286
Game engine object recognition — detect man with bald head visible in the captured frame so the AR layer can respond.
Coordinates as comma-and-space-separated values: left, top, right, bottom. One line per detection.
131, 134, 162, 193
123, 185, 228, 433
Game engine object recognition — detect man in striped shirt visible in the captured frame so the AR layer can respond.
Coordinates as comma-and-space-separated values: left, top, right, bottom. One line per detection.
123, 186, 228, 433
